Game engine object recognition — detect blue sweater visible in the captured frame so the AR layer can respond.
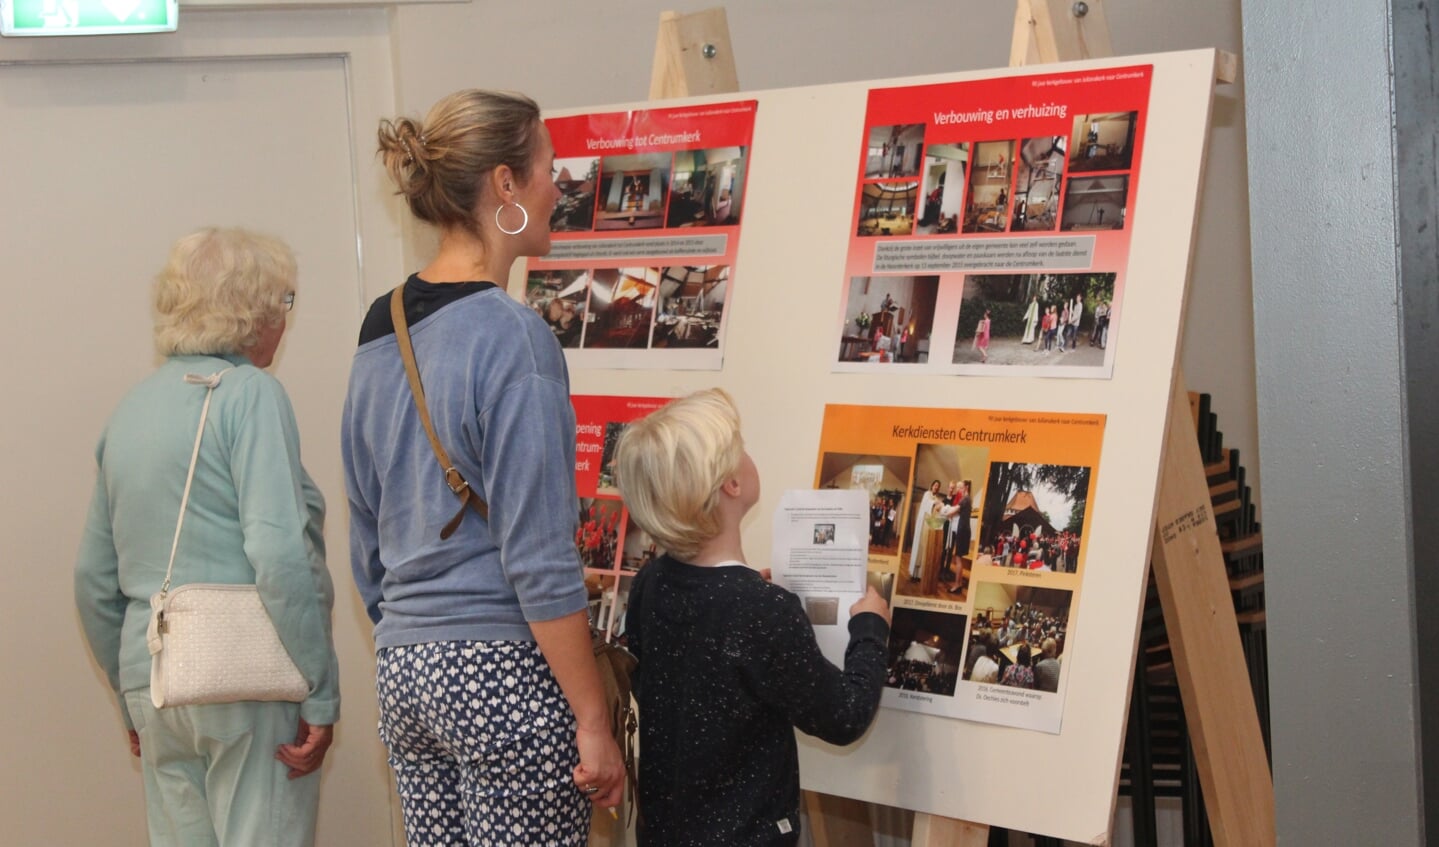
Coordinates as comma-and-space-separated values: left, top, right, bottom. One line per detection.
341, 278, 588, 648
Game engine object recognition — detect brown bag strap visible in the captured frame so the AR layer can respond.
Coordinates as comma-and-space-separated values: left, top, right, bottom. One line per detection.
390, 286, 489, 539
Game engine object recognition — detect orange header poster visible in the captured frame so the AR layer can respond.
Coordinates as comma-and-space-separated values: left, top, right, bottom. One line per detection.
526, 101, 757, 371
570, 394, 671, 642
835, 66, 1151, 378
816, 404, 1105, 733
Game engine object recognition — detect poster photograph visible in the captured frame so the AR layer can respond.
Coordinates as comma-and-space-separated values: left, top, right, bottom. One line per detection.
528, 101, 757, 370
571, 394, 672, 642
814, 403, 1104, 733
833, 66, 1151, 378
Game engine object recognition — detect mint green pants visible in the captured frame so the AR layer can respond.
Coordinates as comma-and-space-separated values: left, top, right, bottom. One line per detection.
124, 691, 319, 847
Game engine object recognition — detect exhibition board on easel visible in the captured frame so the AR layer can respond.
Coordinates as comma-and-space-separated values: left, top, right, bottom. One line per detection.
517, 48, 1219, 844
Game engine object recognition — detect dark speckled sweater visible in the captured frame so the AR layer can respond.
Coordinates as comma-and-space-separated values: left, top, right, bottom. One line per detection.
626, 554, 889, 846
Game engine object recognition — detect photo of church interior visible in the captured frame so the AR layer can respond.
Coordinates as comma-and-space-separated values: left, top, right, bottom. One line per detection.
865, 123, 926, 178
1010, 136, 1067, 231
597, 421, 629, 490
885, 606, 966, 696
665, 146, 747, 227
621, 512, 659, 574
549, 156, 598, 232
651, 264, 727, 348
856, 181, 918, 236
581, 267, 658, 348
596, 153, 671, 230
898, 443, 987, 604
525, 269, 590, 348
1061, 174, 1129, 231
816, 451, 913, 556
584, 571, 619, 637
839, 275, 939, 363
963, 139, 1018, 233
964, 581, 1071, 691
916, 143, 968, 234
1067, 111, 1138, 173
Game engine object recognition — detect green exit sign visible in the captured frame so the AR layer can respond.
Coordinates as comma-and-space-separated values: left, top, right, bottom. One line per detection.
1, 0, 177, 36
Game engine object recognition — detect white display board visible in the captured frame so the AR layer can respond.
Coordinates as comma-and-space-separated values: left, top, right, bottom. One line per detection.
521, 49, 1218, 843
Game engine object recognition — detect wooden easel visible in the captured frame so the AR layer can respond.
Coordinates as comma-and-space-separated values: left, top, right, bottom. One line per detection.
638, 4, 1273, 845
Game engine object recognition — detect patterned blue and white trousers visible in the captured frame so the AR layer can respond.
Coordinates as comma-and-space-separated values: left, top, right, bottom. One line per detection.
376, 640, 589, 846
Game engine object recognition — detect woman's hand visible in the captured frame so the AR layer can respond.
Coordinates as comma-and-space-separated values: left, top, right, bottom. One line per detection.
571, 724, 624, 809
128, 729, 141, 758
275, 718, 334, 779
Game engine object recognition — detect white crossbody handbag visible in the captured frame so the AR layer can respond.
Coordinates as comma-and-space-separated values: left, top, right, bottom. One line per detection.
145, 369, 309, 708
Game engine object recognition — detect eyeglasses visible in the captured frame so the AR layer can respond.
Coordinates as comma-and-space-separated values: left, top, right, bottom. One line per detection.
283, 292, 296, 312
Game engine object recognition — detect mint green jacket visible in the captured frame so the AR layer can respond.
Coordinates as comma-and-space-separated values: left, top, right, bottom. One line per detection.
75, 354, 339, 729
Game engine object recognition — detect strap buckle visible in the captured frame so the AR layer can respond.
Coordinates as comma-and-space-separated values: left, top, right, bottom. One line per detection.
444, 467, 468, 495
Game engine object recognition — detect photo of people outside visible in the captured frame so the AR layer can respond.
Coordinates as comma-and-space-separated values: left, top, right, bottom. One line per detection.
963, 582, 1072, 693
978, 461, 1094, 574
952, 272, 1116, 367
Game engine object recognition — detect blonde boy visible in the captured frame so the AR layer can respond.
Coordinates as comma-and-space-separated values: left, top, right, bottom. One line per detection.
615, 388, 890, 847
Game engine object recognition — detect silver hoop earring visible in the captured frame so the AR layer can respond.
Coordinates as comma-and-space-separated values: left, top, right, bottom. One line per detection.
495, 202, 529, 236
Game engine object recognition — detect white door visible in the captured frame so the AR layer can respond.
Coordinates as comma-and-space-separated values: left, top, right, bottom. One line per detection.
0, 54, 394, 845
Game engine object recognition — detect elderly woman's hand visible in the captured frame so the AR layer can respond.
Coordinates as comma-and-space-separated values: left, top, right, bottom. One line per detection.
275, 718, 334, 779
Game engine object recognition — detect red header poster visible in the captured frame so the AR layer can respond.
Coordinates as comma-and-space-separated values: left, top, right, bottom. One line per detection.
835, 67, 1152, 378
526, 102, 758, 371
570, 394, 672, 642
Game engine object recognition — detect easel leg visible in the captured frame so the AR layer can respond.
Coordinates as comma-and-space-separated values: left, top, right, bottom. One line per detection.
912, 813, 991, 846
1150, 370, 1276, 846
804, 792, 875, 847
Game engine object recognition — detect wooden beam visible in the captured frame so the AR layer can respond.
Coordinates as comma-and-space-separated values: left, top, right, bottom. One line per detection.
1150, 370, 1277, 846
1010, 0, 1114, 65
649, 7, 740, 100
912, 814, 991, 846
804, 792, 876, 847
1216, 50, 1239, 84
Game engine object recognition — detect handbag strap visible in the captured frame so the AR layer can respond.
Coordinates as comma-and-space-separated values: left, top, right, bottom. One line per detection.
158, 368, 234, 599
389, 285, 489, 540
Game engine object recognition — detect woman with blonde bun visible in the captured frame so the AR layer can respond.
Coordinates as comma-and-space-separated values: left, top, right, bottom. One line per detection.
342, 90, 622, 846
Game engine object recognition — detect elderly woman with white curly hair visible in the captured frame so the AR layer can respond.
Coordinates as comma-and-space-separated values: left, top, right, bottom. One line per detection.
74, 227, 339, 847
